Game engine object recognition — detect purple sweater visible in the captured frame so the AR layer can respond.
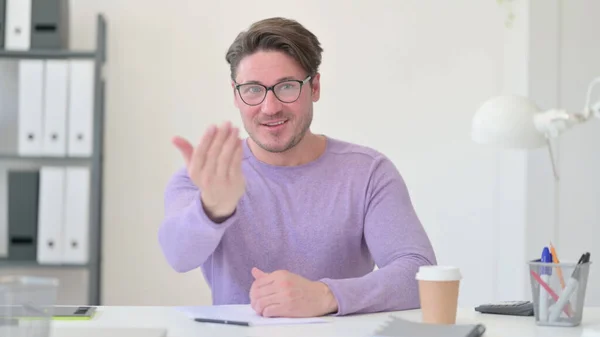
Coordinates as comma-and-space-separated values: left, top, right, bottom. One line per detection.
158, 137, 436, 315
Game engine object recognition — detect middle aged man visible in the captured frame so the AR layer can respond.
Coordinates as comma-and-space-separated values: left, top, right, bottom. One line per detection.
159, 17, 437, 318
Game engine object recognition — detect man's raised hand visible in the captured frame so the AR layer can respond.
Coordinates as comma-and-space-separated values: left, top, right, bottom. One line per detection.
172, 122, 245, 222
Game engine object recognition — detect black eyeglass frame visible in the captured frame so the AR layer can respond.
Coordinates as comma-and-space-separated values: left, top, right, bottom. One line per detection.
234, 75, 313, 106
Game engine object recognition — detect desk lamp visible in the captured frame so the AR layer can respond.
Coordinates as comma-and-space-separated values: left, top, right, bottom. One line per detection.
471, 77, 600, 179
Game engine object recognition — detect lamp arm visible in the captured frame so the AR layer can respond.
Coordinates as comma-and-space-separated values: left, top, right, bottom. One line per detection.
582, 76, 600, 120
533, 109, 582, 138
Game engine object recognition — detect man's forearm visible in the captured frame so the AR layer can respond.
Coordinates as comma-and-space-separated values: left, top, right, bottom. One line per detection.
159, 194, 237, 272
319, 254, 434, 316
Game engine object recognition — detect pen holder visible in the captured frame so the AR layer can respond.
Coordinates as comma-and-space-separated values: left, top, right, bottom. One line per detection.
0, 275, 59, 337
528, 260, 592, 327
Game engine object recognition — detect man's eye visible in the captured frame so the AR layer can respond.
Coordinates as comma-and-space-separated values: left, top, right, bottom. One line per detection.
280, 83, 298, 90
243, 86, 263, 94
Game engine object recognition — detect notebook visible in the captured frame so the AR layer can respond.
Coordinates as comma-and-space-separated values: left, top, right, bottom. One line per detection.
373, 316, 486, 337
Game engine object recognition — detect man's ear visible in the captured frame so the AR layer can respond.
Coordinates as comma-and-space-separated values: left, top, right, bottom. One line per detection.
311, 73, 321, 102
231, 80, 239, 108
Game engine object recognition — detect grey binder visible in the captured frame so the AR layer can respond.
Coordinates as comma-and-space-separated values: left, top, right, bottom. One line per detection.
374, 316, 486, 337
0, 0, 5, 48
30, 0, 69, 49
7, 170, 40, 261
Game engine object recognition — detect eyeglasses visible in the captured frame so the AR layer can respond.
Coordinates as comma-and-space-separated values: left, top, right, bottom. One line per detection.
235, 75, 312, 106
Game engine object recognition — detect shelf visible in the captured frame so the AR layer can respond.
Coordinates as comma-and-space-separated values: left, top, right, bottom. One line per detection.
0, 155, 93, 166
0, 259, 91, 269
0, 49, 97, 60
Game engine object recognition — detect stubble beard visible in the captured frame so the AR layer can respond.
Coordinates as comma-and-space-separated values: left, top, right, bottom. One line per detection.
250, 110, 313, 154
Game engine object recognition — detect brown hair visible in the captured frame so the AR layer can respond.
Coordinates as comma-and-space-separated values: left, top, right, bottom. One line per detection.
225, 17, 323, 81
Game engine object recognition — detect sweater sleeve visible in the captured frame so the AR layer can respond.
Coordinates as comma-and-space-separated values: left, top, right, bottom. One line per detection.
320, 156, 437, 316
158, 167, 239, 273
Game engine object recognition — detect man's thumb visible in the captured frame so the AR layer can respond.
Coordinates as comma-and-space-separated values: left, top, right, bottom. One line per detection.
251, 267, 268, 279
172, 136, 193, 167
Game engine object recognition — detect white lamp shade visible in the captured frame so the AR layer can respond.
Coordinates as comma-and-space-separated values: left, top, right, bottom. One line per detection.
471, 95, 547, 149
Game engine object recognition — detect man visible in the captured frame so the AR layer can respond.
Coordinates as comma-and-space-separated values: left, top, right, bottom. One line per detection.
159, 17, 436, 318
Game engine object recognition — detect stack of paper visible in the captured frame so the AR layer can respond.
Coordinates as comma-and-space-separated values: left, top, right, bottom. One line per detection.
176, 305, 328, 326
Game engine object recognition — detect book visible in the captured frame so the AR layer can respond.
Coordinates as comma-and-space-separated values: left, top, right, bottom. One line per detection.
374, 316, 486, 337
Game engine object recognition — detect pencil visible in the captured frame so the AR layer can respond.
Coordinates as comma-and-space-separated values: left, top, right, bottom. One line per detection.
549, 242, 574, 316
549, 242, 566, 289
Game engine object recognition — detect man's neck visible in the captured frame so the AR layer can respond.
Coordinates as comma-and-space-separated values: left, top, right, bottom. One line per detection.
248, 133, 327, 167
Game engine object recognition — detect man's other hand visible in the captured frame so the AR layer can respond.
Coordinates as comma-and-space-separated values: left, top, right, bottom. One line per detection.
249, 267, 338, 318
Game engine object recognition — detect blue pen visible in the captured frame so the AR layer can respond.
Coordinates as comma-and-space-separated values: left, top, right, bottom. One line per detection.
539, 247, 552, 321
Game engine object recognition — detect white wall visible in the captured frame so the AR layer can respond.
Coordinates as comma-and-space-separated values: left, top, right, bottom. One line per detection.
557, 0, 600, 305
68, 0, 513, 307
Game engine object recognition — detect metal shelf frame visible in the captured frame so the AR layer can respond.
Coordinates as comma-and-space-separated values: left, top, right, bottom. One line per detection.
0, 14, 107, 305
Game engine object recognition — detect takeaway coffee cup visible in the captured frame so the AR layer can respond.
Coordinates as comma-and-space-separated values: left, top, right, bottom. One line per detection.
415, 266, 462, 324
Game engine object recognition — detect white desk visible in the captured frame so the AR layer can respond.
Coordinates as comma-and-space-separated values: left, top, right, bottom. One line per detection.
52, 306, 600, 337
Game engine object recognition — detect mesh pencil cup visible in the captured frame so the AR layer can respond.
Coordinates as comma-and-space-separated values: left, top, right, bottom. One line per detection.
528, 259, 592, 327
0, 276, 59, 337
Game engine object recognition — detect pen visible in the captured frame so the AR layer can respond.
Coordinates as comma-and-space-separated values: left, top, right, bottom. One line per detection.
194, 318, 250, 327
548, 252, 590, 322
538, 247, 552, 321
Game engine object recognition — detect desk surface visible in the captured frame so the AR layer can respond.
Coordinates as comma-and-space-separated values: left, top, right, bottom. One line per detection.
52, 306, 600, 337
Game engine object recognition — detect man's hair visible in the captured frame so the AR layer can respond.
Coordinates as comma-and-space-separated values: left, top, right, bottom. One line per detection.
225, 17, 323, 81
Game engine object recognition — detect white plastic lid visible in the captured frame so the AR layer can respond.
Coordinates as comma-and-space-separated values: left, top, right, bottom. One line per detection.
415, 266, 462, 281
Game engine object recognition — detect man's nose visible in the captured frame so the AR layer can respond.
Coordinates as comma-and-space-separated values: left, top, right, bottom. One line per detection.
260, 90, 283, 115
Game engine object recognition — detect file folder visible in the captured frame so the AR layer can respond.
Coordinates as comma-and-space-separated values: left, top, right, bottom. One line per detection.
62, 167, 90, 264
31, 0, 69, 49
42, 60, 68, 156
7, 170, 39, 261
0, 0, 6, 48
37, 167, 65, 264
0, 60, 19, 155
18, 59, 45, 156
4, 0, 32, 50
0, 168, 7, 258
68, 60, 95, 157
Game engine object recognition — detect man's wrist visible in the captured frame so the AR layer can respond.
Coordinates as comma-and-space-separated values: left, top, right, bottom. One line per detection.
319, 282, 338, 314
200, 198, 235, 224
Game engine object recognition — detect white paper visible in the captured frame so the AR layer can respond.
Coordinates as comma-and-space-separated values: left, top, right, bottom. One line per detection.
176, 305, 328, 326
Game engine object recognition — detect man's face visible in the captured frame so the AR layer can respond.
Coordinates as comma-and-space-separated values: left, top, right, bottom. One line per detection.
233, 50, 320, 153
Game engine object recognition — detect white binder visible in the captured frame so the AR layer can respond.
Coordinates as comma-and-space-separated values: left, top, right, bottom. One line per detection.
37, 166, 66, 264
18, 59, 45, 156
62, 167, 90, 264
0, 168, 7, 258
68, 60, 95, 157
4, 0, 32, 50
43, 60, 69, 156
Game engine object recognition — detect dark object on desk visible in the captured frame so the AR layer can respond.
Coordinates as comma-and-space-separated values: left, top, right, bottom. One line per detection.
475, 301, 534, 316
374, 316, 486, 337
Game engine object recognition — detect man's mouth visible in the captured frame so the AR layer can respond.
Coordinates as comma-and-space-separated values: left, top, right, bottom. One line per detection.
261, 120, 288, 127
